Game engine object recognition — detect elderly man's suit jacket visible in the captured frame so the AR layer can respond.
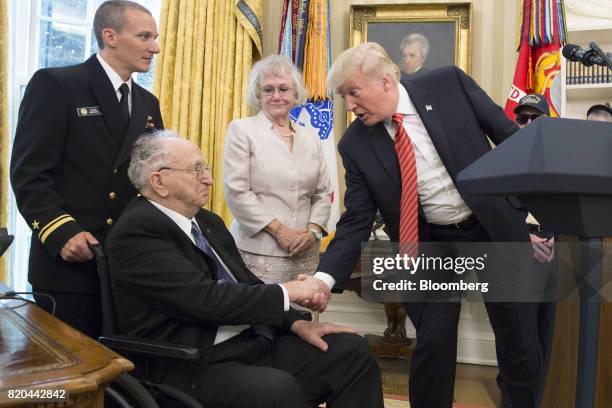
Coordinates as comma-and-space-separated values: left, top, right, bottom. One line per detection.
106, 197, 307, 397
319, 66, 530, 289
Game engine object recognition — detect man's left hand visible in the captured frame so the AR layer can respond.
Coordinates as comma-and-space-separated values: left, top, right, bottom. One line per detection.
530, 233, 554, 263
290, 320, 356, 351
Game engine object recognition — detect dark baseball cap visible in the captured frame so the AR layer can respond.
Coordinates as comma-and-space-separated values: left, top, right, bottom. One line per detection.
587, 102, 612, 117
513, 93, 550, 116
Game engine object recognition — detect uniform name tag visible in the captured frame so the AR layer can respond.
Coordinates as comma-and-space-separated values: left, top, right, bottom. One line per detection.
77, 106, 103, 117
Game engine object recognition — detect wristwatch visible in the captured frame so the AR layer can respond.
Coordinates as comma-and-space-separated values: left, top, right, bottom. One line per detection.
309, 227, 323, 241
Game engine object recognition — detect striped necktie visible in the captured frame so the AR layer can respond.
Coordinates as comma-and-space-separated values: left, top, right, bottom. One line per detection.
392, 113, 419, 254
191, 222, 236, 283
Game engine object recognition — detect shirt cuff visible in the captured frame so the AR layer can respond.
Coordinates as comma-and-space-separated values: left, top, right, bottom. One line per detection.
278, 284, 290, 311
313, 272, 336, 290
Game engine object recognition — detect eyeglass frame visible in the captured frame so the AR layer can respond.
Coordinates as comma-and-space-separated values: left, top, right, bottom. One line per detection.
157, 164, 211, 179
259, 85, 295, 97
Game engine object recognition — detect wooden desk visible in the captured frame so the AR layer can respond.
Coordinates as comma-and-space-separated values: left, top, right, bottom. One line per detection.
0, 296, 132, 407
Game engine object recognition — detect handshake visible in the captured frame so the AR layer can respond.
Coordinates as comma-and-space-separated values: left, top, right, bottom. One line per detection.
282, 274, 331, 313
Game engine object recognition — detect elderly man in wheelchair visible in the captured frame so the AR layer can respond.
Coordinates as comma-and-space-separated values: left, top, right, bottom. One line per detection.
100, 131, 384, 408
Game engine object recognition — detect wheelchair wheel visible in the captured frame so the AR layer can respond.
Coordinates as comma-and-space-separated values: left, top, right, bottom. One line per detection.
104, 373, 160, 408
152, 383, 203, 408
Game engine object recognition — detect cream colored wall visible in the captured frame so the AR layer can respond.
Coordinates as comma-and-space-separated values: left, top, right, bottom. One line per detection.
261, 0, 521, 208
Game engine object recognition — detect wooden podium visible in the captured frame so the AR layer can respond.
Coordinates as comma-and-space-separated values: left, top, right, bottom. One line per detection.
540, 237, 612, 408
0, 294, 132, 407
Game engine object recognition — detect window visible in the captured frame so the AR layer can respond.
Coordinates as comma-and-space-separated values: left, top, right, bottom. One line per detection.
7, 0, 161, 291
36, 0, 161, 88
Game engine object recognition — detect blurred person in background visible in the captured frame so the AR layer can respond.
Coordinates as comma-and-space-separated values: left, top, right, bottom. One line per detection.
586, 102, 612, 122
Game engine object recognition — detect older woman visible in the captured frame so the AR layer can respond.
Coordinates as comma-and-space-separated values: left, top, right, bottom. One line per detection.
223, 54, 331, 284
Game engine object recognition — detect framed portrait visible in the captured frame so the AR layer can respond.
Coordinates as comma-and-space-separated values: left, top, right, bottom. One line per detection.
350, 3, 472, 78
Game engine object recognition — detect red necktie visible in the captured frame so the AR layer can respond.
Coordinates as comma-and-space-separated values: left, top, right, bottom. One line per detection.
392, 113, 419, 252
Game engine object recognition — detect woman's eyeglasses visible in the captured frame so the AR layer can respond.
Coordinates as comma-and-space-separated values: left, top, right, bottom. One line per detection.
260, 86, 293, 97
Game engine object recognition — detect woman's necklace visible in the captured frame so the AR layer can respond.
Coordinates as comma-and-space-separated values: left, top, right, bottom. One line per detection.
272, 123, 294, 138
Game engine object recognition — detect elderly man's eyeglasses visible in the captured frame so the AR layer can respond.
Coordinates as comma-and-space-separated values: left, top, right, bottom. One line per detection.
515, 113, 543, 125
158, 165, 211, 179
260, 86, 293, 97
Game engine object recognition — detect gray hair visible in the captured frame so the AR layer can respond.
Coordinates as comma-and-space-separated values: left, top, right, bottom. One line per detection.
588, 110, 612, 121
327, 43, 400, 93
245, 54, 308, 111
400, 33, 430, 61
94, 1, 152, 49
128, 130, 179, 191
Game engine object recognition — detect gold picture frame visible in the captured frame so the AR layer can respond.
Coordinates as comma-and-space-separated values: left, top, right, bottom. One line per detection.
350, 3, 472, 74
346, 3, 472, 126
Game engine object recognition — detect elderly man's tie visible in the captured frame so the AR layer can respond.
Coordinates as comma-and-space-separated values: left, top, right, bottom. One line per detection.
191, 221, 272, 340
392, 113, 419, 255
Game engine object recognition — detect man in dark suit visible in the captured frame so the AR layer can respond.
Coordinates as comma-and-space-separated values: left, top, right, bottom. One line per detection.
311, 43, 545, 408
10, 0, 163, 339
105, 132, 384, 407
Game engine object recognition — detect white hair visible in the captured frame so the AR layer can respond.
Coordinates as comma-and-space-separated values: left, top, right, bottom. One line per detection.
400, 33, 430, 61
327, 42, 400, 93
245, 54, 308, 111
128, 130, 179, 191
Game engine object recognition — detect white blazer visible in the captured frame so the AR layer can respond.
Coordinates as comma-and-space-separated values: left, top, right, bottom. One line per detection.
223, 111, 331, 256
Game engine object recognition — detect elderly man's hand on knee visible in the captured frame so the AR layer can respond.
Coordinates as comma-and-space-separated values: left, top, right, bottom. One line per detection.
290, 320, 357, 351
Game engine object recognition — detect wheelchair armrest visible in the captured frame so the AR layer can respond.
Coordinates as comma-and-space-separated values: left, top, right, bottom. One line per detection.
99, 335, 201, 361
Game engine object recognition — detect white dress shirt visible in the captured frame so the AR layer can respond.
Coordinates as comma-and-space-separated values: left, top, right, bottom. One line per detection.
96, 53, 132, 114
384, 83, 472, 225
148, 200, 289, 345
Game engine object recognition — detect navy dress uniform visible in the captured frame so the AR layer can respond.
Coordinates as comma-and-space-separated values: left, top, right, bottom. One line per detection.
10, 54, 163, 337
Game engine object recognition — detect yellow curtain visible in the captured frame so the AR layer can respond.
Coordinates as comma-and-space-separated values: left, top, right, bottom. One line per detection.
154, 0, 263, 225
0, 0, 8, 284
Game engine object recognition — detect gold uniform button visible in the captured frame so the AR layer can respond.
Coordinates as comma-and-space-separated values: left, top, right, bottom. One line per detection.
106, 218, 113, 225
109, 192, 116, 199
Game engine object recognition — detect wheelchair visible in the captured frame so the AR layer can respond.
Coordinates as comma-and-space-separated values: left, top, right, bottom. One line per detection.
92, 245, 204, 408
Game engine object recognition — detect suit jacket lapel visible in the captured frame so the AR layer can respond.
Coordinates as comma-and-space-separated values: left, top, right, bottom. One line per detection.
114, 85, 148, 168
367, 122, 401, 187
85, 55, 122, 147
196, 218, 254, 285
138, 199, 215, 278
403, 80, 457, 178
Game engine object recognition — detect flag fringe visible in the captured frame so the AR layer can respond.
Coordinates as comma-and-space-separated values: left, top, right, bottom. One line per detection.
518, 0, 567, 50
